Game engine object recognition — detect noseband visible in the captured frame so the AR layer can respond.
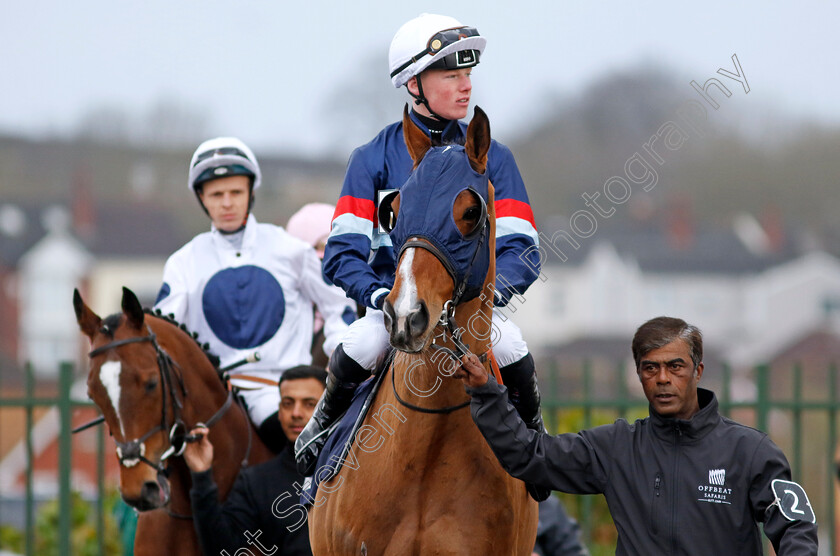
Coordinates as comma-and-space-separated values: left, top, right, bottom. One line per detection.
89, 326, 234, 476
391, 226, 493, 415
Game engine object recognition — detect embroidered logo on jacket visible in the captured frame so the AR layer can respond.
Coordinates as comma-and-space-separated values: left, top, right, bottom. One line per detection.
709, 468, 726, 486
697, 468, 732, 504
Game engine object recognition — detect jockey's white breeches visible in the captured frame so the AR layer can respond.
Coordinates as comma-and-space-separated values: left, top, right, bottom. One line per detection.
340, 309, 529, 372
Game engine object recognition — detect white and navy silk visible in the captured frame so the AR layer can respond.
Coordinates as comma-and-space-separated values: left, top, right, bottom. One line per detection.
155, 214, 355, 422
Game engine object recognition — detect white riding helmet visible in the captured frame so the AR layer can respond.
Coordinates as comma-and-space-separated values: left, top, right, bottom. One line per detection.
389, 14, 486, 89
188, 137, 262, 193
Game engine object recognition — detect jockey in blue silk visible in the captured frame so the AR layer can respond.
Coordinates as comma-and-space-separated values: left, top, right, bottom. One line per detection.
155, 137, 356, 453
295, 14, 549, 501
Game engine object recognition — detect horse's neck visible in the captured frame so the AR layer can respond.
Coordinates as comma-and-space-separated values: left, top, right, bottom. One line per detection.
158, 324, 253, 495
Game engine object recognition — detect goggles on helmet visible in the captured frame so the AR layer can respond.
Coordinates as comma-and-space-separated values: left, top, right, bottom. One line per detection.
390, 26, 481, 78
192, 146, 253, 168
426, 49, 480, 72
194, 164, 255, 188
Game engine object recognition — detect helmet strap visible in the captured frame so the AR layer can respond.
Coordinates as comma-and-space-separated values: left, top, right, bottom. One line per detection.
194, 190, 210, 217
409, 74, 446, 122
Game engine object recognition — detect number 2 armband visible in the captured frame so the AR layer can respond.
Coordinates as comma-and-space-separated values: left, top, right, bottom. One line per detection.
769, 479, 816, 523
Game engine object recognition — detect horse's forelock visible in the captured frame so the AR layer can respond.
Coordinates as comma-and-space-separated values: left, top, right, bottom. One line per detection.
100, 313, 122, 338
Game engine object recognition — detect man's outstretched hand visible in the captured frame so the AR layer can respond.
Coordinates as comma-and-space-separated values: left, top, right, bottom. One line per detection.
183, 425, 213, 472
455, 353, 489, 389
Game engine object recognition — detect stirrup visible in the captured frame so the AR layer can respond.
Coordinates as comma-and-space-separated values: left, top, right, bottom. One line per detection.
295, 420, 329, 476
294, 416, 344, 468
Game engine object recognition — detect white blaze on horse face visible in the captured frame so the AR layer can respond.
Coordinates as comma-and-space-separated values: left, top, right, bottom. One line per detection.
394, 248, 418, 320
99, 361, 125, 436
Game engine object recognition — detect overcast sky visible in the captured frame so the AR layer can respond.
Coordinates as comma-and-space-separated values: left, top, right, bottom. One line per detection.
3, 1, 838, 157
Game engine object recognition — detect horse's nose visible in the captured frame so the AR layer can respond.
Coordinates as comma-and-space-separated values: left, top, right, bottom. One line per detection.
383, 299, 396, 336
128, 480, 164, 511
384, 298, 429, 350
406, 300, 429, 339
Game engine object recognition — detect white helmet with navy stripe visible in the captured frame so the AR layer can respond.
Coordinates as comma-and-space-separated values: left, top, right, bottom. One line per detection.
389, 14, 486, 89
188, 137, 262, 193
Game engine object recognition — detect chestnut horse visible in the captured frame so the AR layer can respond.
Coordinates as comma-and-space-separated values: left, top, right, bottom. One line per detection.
74, 287, 272, 555
307, 107, 538, 554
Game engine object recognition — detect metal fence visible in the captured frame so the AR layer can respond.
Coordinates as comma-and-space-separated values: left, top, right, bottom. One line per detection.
0, 363, 108, 556
0, 360, 837, 554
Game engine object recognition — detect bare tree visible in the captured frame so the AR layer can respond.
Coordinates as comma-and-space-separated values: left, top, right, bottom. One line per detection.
321, 50, 408, 156
73, 96, 209, 148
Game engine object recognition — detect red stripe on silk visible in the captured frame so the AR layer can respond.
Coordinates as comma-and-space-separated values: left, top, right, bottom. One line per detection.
334, 196, 375, 222
495, 199, 536, 229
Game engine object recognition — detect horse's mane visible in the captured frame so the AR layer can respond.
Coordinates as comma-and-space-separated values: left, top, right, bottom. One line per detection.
144, 308, 222, 370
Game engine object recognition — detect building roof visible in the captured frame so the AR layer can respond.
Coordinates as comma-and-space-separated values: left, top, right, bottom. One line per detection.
0, 199, 187, 267
80, 200, 187, 258
769, 326, 840, 364
539, 216, 802, 275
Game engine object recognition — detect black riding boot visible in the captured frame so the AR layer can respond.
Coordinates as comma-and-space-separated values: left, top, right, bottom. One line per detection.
500, 353, 551, 502
294, 345, 367, 476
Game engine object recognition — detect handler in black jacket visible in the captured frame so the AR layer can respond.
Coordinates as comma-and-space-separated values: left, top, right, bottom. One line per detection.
184, 366, 326, 556
458, 316, 818, 555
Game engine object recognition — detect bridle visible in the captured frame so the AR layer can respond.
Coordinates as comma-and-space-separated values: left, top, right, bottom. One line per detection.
393, 188, 489, 309
88, 325, 235, 487
391, 221, 493, 415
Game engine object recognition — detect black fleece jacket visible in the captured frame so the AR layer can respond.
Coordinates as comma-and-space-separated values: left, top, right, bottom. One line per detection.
189, 446, 312, 556
468, 380, 818, 555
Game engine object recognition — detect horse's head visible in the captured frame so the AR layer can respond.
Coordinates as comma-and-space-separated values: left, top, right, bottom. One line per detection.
74, 287, 187, 511
381, 106, 494, 353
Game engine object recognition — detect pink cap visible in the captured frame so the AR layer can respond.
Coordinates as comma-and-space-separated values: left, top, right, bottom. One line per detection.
286, 203, 335, 257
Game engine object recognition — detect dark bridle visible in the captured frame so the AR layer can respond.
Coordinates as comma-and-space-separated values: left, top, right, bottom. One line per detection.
88, 325, 234, 481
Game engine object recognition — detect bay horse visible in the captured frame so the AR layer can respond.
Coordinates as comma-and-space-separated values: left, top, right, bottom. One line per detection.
307, 107, 538, 554
73, 287, 272, 556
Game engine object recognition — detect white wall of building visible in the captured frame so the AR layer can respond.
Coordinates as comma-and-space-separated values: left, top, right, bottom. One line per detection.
18, 208, 92, 377
87, 259, 166, 316
514, 244, 840, 367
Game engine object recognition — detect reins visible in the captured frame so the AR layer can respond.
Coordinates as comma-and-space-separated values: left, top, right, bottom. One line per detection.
390, 295, 500, 415
389, 215, 499, 414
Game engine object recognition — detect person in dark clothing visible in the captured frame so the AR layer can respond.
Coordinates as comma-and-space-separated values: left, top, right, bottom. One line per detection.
184, 366, 327, 556
458, 316, 819, 555
533, 495, 589, 556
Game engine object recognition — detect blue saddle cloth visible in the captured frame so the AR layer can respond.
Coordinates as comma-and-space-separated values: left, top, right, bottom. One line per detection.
300, 368, 387, 506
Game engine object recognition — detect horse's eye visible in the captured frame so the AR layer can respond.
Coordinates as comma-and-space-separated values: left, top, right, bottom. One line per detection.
463, 206, 481, 221
145, 379, 158, 393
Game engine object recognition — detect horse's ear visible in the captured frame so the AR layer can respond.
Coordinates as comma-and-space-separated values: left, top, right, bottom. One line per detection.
465, 106, 491, 174
74, 288, 102, 340
121, 287, 145, 330
402, 104, 431, 167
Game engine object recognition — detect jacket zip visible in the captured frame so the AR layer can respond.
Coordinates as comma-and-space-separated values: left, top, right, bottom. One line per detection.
670, 424, 683, 555
651, 473, 662, 536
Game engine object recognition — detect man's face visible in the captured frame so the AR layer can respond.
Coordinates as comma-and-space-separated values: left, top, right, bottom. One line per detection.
198, 175, 251, 232
278, 377, 324, 442
408, 67, 472, 120
637, 339, 703, 420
